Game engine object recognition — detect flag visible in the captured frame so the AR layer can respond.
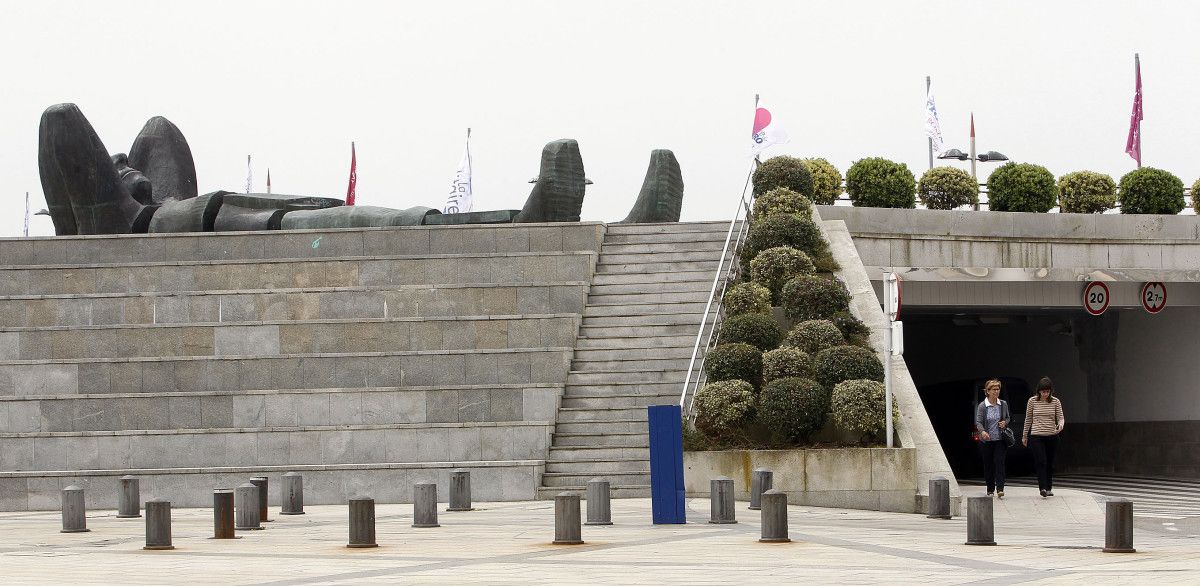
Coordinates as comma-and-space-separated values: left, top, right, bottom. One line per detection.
346, 142, 357, 206
925, 86, 944, 156
266, 169, 272, 194
23, 192, 30, 237
443, 130, 473, 214
750, 100, 789, 156
245, 155, 252, 193
1125, 54, 1143, 167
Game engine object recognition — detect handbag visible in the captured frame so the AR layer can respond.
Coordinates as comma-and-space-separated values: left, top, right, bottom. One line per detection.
1000, 400, 1015, 447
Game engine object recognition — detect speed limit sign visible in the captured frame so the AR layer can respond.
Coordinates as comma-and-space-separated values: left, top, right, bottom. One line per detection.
1141, 282, 1167, 314
1083, 281, 1110, 316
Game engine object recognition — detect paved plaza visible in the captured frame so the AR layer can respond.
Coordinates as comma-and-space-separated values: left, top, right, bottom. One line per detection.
0, 486, 1197, 584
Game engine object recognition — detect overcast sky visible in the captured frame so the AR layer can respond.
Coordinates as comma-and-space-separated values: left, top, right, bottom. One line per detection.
3, 1, 1198, 237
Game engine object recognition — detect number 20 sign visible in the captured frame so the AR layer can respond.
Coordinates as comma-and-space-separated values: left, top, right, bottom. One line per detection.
1141, 282, 1167, 314
1083, 281, 1110, 316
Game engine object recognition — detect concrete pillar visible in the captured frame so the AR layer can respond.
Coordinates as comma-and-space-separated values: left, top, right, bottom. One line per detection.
235, 483, 262, 531
117, 475, 141, 518
412, 482, 440, 528
965, 496, 996, 545
585, 479, 612, 526
553, 492, 583, 545
281, 472, 304, 515
60, 485, 89, 533
709, 477, 736, 524
213, 489, 236, 539
758, 489, 789, 542
347, 497, 378, 548
447, 470, 473, 512
144, 499, 174, 550
927, 477, 951, 519
749, 468, 773, 511
1103, 498, 1136, 553
249, 476, 270, 522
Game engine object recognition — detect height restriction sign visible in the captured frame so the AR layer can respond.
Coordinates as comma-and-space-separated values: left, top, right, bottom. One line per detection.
1141, 282, 1166, 314
1083, 281, 1110, 316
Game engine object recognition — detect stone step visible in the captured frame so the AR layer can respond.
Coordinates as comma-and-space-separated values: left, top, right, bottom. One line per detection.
536, 484, 650, 499
571, 346, 693, 361
555, 407, 646, 422
588, 280, 711, 296
548, 445, 650, 460
549, 431, 648, 447
590, 270, 714, 286
595, 260, 725, 274
561, 381, 681, 397
559, 393, 679, 409
586, 291, 712, 305
603, 221, 732, 234
599, 240, 726, 255
541, 471, 650, 487
603, 231, 730, 245
544, 458, 648, 474
0, 315, 579, 360
575, 335, 695, 350
580, 313, 706, 327
581, 303, 709, 318
570, 357, 692, 373
567, 370, 686, 385
554, 419, 646, 434
598, 250, 732, 266
579, 323, 710, 338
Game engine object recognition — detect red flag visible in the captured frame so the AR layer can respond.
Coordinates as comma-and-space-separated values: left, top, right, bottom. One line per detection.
346, 142, 358, 205
1125, 54, 1142, 167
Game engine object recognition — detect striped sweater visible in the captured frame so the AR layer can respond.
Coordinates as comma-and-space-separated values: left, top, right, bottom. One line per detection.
1023, 396, 1064, 439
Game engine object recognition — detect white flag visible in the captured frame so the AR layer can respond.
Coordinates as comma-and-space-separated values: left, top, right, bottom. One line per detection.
443, 135, 473, 214
750, 100, 790, 156
245, 154, 253, 193
925, 89, 944, 156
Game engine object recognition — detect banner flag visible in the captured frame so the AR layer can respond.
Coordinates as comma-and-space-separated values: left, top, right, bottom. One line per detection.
245, 155, 252, 193
750, 100, 789, 156
346, 142, 357, 206
443, 130, 473, 214
925, 86, 945, 156
1125, 54, 1143, 167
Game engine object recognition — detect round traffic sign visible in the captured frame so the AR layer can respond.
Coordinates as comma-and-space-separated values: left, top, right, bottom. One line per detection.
1083, 281, 1110, 316
1141, 282, 1167, 314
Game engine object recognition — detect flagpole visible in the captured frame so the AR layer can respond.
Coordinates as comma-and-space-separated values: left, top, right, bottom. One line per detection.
926, 76, 934, 170
24, 192, 30, 237
970, 113, 979, 211
753, 94, 762, 168
1135, 53, 1142, 168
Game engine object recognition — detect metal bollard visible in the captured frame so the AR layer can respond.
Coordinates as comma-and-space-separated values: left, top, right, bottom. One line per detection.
213, 489, 237, 539
447, 470, 473, 512
1103, 498, 1136, 553
61, 485, 89, 533
553, 492, 584, 545
965, 496, 996, 545
759, 489, 789, 542
249, 476, 270, 522
927, 476, 951, 519
413, 482, 440, 528
749, 468, 773, 511
235, 482, 263, 531
347, 497, 378, 548
117, 475, 141, 518
585, 478, 612, 526
281, 472, 304, 515
709, 477, 736, 524
144, 499, 174, 550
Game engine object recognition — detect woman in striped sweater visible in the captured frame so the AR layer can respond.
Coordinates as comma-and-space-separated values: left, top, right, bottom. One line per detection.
1022, 376, 1066, 497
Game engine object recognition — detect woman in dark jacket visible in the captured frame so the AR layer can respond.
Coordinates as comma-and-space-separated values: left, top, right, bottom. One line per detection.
974, 378, 1011, 498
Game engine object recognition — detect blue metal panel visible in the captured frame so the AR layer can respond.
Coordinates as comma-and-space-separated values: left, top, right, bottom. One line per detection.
647, 404, 686, 524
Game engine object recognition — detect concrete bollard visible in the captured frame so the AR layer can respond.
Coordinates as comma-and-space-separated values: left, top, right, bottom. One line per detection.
553, 492, 584, 545
447, 470, 473, 512
213, 489, 236, 539
412, 483, 440, 528
347, 497, 378, 548
281, 472, 304, 515
117, 475, 141, 518
759, 489, 789, 542
927, 477, 952, 520
965, 496, 996, 545
60, 485, 89, 533
749, 468, 773, 511
709, 477, 736, 524
249, 476, 270, 522
144, 499, 174, 550
235, 483, 263, 531
1103, 498, 1136, 553
585, 478, 612, 526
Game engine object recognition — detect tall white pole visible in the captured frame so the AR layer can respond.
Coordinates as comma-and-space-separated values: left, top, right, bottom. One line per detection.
883, 272, 894, 449
926, 76, 933, 170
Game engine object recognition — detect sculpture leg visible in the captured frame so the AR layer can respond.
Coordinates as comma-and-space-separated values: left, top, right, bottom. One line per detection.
620, 149, 684, 223
514, 139, 587, 223
129, 116, 199, 203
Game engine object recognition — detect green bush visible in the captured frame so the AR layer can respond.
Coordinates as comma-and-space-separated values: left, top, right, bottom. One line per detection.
1057, 171, 1117, 214
918, 166, 977, 210
803, 158, 843, 206
739, 213, 825, 267
986, 162, 1057, 212
718, 313, 782, 351
1118, 167, 1185, 214
694, 379, 756, 439
723, 282, 771, 316
830, 311, 871, 347
1194, 178, 1200, 214
750, 246, 814, 304
831, 379, 897, 441
784, 319, 845, 355
753, 156, 814, 198
762, 346, 813, 384
752, 187, 813, 221
758, 377, 829, 442
815, 345, 884, 389
704, 343, 762, 388
811, 249, 840, 273
781, 275, 851, 321
845, 157, 916, 209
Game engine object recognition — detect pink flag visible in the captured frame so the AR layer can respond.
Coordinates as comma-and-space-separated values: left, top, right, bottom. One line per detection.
1125, 54, 1142, 167
346, 142, 357, 205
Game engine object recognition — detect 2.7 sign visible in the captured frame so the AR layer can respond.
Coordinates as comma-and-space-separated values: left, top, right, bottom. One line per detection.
1141, 282, 1167, 314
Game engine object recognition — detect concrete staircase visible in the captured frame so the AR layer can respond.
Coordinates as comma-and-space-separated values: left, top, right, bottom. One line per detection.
538, 222, 731, 498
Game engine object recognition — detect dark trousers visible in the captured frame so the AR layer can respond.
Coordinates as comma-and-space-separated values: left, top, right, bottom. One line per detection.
1030, 435, 1059, 492
980, 440, 1007, 493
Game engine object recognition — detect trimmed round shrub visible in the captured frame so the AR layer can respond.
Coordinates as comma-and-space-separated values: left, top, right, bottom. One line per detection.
718, 313, 782, 351
831, 379, 894, 440
1057, 171, 1116, 214
845, 157, 916, 209
752, 187, 813, 221
785, 319, 845, 355
1194, 178, 1200, 214
986, 162, 1057, 212
830, 311, 871, 347
1118, 167, 1185, 215
811, 250, 840, 274
918, 166, 977, 210
750, 246, 814, 304
758, 377, 829, 442
739, 213, 824, 267
814, 345, 884, 389
780, 275, 851, 321
704, 343, 762, 388
752, 156, 814, 198
802, 158, 843, 206
762, 346, 813, 384
694, 379, 755, 439
723, 282, 771, 316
